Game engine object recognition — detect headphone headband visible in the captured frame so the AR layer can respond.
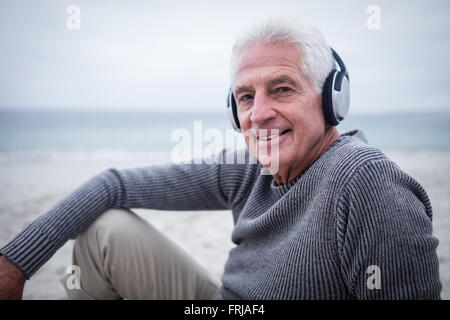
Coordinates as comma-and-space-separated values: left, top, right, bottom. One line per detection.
331, 48, 347, 75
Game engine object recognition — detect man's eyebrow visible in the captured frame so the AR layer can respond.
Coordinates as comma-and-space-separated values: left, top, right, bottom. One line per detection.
234, 85, 253, 97
234, 75, 299, 96
267, 75, 299, 88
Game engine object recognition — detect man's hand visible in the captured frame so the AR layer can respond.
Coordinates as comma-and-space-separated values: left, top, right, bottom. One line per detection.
0, 255, 27, 300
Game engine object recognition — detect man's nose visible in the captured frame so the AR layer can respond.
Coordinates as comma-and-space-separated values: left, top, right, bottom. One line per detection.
250, 93, 277, 123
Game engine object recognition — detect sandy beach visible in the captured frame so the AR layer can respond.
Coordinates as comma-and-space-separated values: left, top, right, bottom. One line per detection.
0, 150, 448, 299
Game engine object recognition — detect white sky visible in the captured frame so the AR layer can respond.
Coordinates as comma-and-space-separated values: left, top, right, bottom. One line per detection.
0, 0, 449, 114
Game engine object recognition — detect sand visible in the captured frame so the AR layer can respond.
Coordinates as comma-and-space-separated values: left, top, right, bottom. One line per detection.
0, 150, 448, 299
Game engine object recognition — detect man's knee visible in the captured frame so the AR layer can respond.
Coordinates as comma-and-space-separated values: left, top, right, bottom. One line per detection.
74, 208, 142, 250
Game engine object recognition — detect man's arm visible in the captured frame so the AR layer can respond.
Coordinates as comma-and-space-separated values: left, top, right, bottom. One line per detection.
0, 155, 259, 299
336, 158, 442, 299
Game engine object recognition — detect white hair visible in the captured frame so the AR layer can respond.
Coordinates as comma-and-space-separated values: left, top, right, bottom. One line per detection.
230, 17, 335, 93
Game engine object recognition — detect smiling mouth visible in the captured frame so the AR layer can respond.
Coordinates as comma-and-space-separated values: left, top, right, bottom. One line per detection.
257, 129, 291, 141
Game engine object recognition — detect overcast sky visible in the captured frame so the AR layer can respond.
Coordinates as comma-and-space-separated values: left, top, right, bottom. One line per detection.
0, 0, 449, 114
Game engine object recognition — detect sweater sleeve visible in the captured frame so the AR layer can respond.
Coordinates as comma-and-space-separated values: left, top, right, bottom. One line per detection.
336, 158, 442, 299
0, 152, 257, 278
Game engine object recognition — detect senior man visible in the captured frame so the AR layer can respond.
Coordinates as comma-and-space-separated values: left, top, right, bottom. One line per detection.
0, 18, 442, 300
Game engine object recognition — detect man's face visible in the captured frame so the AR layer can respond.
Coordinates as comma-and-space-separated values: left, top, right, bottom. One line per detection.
233, 41, 327, 176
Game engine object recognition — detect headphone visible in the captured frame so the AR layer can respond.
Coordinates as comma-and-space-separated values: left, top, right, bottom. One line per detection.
226, 48, 350, 131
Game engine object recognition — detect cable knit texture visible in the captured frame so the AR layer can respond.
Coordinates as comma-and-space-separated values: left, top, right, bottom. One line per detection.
0, 130, 442, 299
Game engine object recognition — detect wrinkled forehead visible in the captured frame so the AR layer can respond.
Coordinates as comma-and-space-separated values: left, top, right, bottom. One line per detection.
233, 41, 303, 85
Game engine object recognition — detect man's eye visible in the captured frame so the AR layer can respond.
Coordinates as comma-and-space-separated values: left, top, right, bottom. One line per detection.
275, 87, 292, 94
239, 94, 253, 102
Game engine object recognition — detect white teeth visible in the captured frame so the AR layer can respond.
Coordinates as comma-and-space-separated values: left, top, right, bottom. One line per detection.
259, 133, 279, 141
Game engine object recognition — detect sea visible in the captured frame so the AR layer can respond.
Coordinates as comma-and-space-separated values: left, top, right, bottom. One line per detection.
0, 109, 449, 165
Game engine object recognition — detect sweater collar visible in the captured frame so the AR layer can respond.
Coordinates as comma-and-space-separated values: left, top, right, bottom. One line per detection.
270, 173, 303, 197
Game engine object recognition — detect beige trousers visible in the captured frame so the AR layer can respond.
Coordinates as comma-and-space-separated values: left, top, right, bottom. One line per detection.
60, 208, 220, 300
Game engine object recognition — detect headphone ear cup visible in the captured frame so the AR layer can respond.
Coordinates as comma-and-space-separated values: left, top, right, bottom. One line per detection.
322, 70, 339, 126
227, 89, 241, 131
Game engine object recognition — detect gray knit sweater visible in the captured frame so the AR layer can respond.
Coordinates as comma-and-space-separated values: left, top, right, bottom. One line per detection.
0, 130, 442, 299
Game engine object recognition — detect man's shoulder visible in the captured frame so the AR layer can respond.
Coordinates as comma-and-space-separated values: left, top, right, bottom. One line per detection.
327, 130, 430, 210
326, 130, 388, 174
320, 129, 407, 191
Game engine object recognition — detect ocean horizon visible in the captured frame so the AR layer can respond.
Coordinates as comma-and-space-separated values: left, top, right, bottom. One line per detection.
0, 109, 449, 165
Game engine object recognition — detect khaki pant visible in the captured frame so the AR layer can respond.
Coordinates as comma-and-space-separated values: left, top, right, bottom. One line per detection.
60, 208, 220, 299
